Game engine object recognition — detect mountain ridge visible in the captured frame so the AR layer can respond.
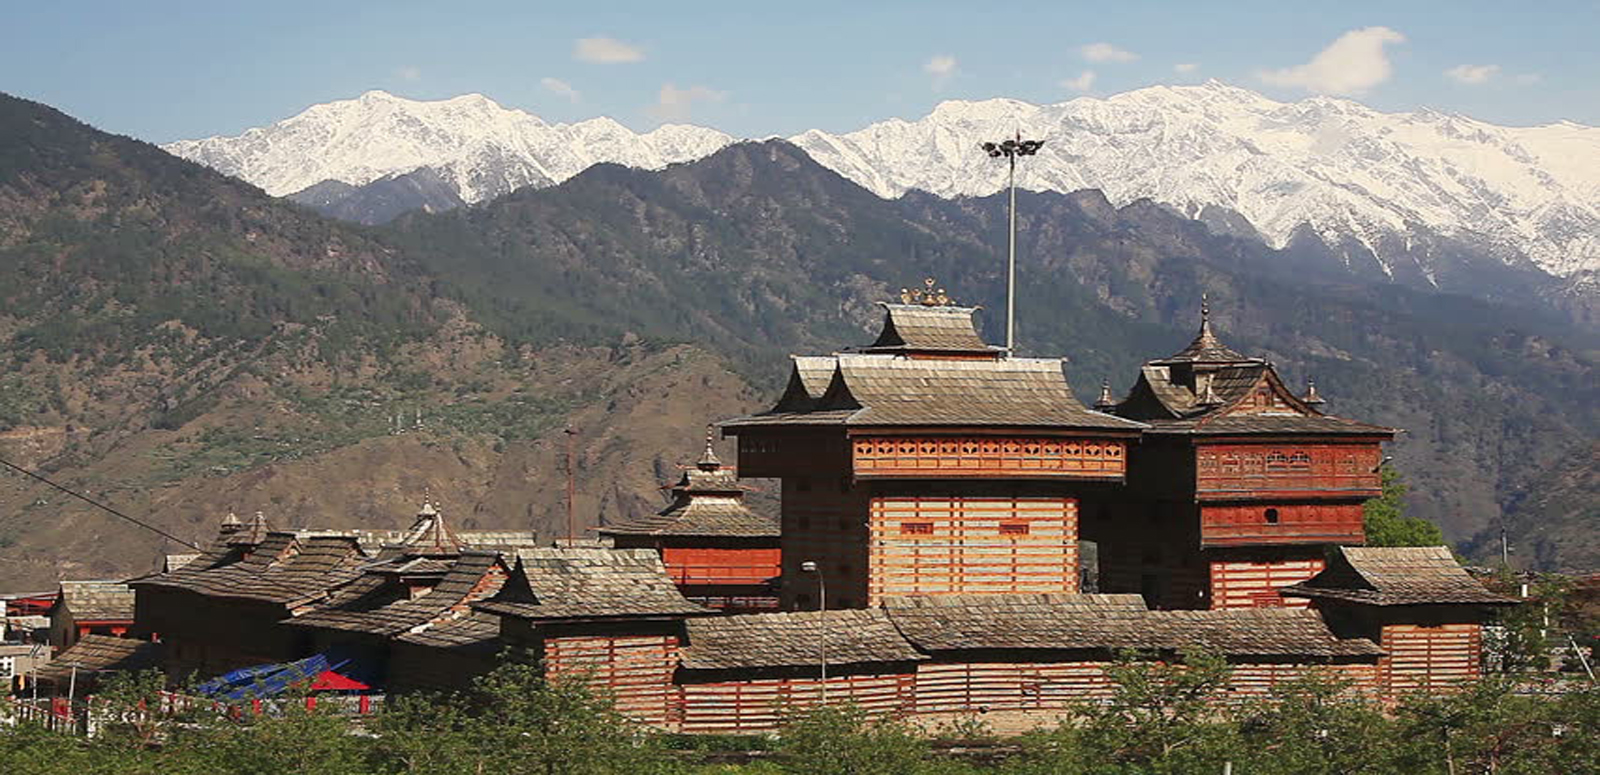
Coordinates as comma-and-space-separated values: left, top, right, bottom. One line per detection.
164, 83, 1600, 290
0, 93, 1594, 590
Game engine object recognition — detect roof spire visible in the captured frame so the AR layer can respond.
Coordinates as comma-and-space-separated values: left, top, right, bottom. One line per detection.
899, 277, 954, 307
219, 510, 243, 535
1094, 378, 1116, 411
1303, 377, 1326, 407
697, 424, 722, 470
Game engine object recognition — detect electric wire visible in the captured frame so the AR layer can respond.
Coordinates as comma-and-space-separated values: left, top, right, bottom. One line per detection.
0, 456, 202, 550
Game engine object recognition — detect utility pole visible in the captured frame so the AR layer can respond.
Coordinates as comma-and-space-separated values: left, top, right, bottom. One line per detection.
563, 427, 578, 544
981, 132, 1045, 355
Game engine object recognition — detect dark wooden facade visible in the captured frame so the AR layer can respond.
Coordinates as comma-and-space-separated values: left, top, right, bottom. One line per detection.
1106, 301, 1395, 609
725, 293, 1143, 609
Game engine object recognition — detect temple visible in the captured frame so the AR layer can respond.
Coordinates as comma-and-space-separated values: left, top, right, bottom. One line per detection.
1102, 294, 1396, 610
598, 428, 781, 612
60, 281, 1514, 732
724, 280, 1143, 609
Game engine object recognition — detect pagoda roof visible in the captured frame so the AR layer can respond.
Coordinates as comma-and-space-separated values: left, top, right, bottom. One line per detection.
727, 354, 1145, 432
1282, 547, 1518, 607
1151, 294, 1262, 366
599, 428, 779, 539
853, 303, 1000, 356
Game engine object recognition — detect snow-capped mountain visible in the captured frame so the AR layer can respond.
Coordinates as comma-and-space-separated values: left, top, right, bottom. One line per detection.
163, 90, 735, 204
165, 83, 1600, 283
791, 81, 1600, 280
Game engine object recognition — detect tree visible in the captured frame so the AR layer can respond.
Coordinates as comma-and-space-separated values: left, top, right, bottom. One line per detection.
1012, 650, 1241, 775
1364, 466, 1445, 547
369, 657, 681, 775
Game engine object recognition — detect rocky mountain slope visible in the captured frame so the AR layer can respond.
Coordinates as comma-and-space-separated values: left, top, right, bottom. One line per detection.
0, 93, 761, 590
1, 93, 1594, 590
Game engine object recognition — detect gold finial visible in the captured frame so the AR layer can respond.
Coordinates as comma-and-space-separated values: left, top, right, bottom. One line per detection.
1095, 378, 1115, 410
1303, 377, 1326, 406
900, 277, 954, 306
698, 423, 722, 468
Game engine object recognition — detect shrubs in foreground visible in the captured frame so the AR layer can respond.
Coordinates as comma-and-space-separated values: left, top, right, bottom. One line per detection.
1, 654, 1594, 774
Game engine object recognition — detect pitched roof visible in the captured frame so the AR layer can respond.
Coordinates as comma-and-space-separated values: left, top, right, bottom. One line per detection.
680, 608, 925, 670
290, 552, 506, 637
474, 547, 709, 622
1282, 546, 1519, 607
36, 635, 163, 683
855, 304, 998, 355
728, 355, 1145, 432
54, 580, 135, 622
1151, 414, 1397, 437
1118, 361, 1393, 438
884, 595, 1381, 657
131, 532, 368, 606
1152, 296, 1259, 366
395, 611, 502, 654
599, 434, 778, 539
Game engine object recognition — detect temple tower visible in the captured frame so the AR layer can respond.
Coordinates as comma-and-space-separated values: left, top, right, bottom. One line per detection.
723, 281, 1144, 609
1106, 298, 1395, 608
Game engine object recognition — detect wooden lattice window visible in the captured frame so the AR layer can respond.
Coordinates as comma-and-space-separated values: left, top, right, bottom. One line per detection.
999, 523, 1030, 536
901, 522, 934, 535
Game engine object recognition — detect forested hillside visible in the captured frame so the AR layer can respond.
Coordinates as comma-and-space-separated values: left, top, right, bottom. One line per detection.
0, 94, 1594, 588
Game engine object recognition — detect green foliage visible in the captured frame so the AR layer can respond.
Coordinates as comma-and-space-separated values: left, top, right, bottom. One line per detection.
1364, 466, 1446, 547
773, 703, 953, 775
369, 658, 681, 775
1391, 679, 1599, 775
1012, 649, 1240, 775
1234, 670, 1394, 775
2, 656, 1598, 774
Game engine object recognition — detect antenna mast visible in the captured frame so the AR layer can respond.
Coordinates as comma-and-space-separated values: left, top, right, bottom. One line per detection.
564, 426, 578, 544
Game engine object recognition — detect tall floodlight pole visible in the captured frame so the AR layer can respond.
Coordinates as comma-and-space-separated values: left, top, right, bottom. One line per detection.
981, 133, 1045, 355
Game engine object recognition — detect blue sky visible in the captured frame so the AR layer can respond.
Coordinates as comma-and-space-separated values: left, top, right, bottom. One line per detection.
7, 1, 1597, 142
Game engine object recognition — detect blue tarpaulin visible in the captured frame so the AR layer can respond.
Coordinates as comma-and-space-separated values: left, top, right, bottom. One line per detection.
196, 651, 373, 701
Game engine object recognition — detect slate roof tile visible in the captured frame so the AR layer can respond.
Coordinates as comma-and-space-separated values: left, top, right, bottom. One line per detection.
681, 608, 925, 670
55, 580, 135, 622
1283, 546, 1518, 607
475, 548, 709, 622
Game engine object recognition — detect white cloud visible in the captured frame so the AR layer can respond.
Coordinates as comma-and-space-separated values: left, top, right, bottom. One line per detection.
1081, 42, 1137, 63
923, 55, 957, 88
540, 77, 581, 102
649, 83, 727, 122
396, 65, 422, 82
574, 36, 644, 64
1174, 63, 1199, 74
1258, 26, 1406, 95
1061, 70, 1097, 92
1445, 64, 1499, 85
924, 55, 957, 76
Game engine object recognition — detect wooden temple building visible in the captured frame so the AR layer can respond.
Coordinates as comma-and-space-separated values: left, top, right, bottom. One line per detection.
598, 430, 781, 612
76, 283, 1515, 733
724, 282, 1144, 609
1103, 294, 1397, 610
